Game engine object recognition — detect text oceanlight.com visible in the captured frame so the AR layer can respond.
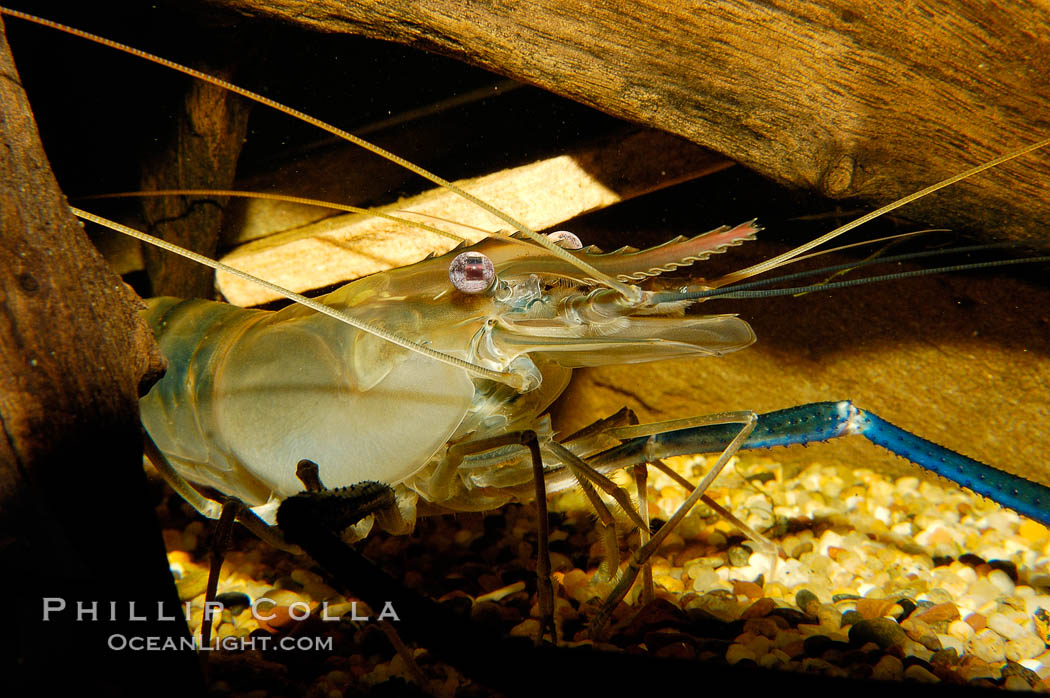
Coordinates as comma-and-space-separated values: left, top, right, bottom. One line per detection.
107, 634, 335, 652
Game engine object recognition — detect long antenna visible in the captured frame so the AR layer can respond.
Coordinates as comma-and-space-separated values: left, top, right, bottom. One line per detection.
0, 6, 639, 300
708, 137, 1050, 288
72, 207, 531, 391
83, 189, 474, 245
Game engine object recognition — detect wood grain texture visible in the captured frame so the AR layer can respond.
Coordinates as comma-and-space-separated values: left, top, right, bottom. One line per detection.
0, 16, 200, 691
218, 129, 732, 305
4, 2, 1046, 530
203, 0, 1050, 248
139, 50, 253, 298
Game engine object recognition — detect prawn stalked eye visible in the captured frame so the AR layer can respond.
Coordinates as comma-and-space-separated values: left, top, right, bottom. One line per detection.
448, 251, 496, 293
15, 5, 1050, 685
547, 230, 583, 249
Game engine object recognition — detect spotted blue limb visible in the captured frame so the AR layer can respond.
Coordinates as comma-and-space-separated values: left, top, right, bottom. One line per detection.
588, 400, 1049, 526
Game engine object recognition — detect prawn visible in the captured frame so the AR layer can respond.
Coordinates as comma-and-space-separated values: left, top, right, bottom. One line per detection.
5, 4, 1050, 691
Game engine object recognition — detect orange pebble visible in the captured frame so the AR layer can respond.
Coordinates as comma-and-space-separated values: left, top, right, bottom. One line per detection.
916, 602, 960, 623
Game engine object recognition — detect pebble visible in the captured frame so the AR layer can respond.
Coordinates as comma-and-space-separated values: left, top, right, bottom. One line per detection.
962, 578, 1002, 609
509, 618, 540, 638
259, 588, 302, 607
725, 643, 758, 664
689, 591, 741, 622
1002, 675, 1033, 691
902, 664, 941, 683
214, 591, 251, 612
691, 568, 725, 592
795, 589, 819, 615
900, 618, 942, 651
742, 616, 780, 638
727, 545, 751, 567
740, 597, 775, 618
848, 618, 907, 650
948, 618, 976, 641
160, 455, 1050, 694
744, 634, 773, 657
1019, 520, 1050, 543
168, 553, 209, 601
856, 598, 897, 619
988, 613, 1027, 641
1006, 633, 1047, 663
956, 659, 1002, 682
816, 604, 841, 630
988, 568, 1018, 596
966, 628, 1007, 664
915, 602, 959, 623
871, 654, 904, 681
840, 610, 863, 627
733, 580, 764, 600
758, 652, 784, 669
937, 634, 965, 655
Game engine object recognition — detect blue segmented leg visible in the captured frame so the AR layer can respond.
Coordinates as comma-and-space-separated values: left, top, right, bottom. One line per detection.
589, 400, 1050, 526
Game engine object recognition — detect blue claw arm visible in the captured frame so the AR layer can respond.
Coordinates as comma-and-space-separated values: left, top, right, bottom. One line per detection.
589, 400, 1050, 526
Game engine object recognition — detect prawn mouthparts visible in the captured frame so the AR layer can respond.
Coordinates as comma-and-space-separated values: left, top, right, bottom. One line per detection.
9, 4, 1050, 681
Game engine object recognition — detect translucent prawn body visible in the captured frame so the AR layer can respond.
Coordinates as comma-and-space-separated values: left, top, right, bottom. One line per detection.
140, 225, 758, 530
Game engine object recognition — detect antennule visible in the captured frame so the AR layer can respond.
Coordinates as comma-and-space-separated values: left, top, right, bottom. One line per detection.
0, 7, 638, 299
710, 136, 1050, 288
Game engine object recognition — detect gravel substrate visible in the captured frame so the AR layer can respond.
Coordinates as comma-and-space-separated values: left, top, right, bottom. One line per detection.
160, 454, 1050, 696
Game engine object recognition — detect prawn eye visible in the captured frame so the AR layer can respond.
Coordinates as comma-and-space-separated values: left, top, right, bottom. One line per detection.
449, 251, 496, 293
547, 230, 582, 249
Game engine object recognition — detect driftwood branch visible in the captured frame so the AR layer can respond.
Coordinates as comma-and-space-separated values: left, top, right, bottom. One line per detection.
0, 17, 200, 691
204, 0, 1050, 248
218, 129, 731, 305
139, 38, 253, 298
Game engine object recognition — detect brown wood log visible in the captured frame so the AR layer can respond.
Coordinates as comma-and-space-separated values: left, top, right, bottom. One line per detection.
217, 128, 732, 305
139, 42, 253, 298
202, 0, 1050, 250
0, 16, 201, 692
8, 2, 1046, 492
177, 1, 1050, 488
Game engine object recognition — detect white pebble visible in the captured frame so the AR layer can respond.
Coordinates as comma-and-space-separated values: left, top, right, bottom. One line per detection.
1006, 633, 1048, 662
967, 628, 1007, 664
772, 560, 809, 587
1016, 586, 1037, 600
962, 579, 1001, 608
691, 568, 722, 592
891, 522, 914, 537
937, 634, 964, 655
1020, 657, 1043, 670
748, 551, 774, 570
988, 613, 1027, 640
948, 619, 975, 641
817, 530, 845, 556
857, 583, 878, 597
727, 565, 764, 583
981, 510, 1019, 535
988, 569, 1016, 596
1025, 597, 1050, 617
896, 477, 920, 493
1022, 655, 1050, 680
